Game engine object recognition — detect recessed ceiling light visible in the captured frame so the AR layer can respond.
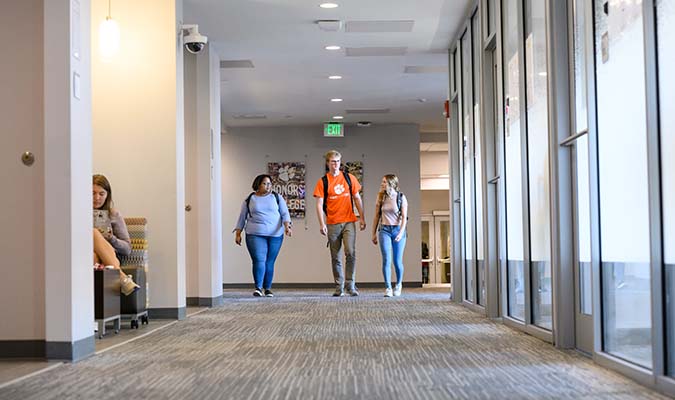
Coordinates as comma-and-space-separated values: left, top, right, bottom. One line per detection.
331, 98, 343, 102
538, 72, 548, 77
332, 115, 344, 120
319, 3, 339, 9
325, 45, 341, 51
328, 75, 342, 80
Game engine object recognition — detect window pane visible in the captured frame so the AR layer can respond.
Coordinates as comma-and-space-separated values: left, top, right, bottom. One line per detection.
462, 32, 475, 303
573, 0, 589, 133
472, 13, 486, 307
576, 135, 592, 315
503, 0, 525, 321
595, 0, 652, 368
656, 0, 675, 377
525, 0, 551, 330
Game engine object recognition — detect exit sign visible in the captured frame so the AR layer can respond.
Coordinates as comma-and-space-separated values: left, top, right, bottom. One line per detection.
324, 122, 344, 137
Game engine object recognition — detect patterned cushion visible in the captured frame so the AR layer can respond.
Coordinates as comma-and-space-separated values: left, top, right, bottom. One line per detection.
120, 217, 149, 307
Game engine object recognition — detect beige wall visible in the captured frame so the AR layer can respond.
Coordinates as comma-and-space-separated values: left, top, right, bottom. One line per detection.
421, 190, 450, 215
92, 0, 186, 310
221, 124, 423, 285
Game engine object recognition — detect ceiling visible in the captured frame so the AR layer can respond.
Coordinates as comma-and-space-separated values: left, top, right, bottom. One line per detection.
184, 0, 471, 131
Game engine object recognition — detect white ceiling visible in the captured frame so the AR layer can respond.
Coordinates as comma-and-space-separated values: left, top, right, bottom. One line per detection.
184, 0, 471, 131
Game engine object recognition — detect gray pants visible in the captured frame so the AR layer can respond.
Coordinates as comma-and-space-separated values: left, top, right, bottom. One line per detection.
327, 222, 357, 291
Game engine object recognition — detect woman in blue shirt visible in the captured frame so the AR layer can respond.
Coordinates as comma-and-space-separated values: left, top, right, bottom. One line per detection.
234, 174, 292, 297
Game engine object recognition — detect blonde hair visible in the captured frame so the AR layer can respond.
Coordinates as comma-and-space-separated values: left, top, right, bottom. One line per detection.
324, 150, 342, 162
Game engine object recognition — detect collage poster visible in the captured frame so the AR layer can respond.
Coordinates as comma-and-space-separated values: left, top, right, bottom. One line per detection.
267, 162, 306, 218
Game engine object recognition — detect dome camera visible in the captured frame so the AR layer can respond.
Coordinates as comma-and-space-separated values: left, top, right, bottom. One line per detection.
182, 24, 208, 54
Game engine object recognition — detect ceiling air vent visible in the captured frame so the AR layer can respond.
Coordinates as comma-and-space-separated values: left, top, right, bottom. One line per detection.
316, 20, 343, 32
345, 20, 414, 33
404, 66, 447, 74
232, 114, 267, 120
346, 108, 391, 114
345, 47, 407, 57
220, 60, 255, 68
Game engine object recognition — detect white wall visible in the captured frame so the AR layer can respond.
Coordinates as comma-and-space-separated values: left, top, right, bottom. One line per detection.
185, 44, 223, 301
92, 0, 186, 312
221, 124, 422, 285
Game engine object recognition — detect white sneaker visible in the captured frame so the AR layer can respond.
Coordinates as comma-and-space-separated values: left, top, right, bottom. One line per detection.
121, 275, 140, 296
393, 283, 402, 297
384, 288, 393, 297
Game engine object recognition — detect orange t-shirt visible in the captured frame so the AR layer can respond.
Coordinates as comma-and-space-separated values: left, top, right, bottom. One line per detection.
313, 172, 362, 225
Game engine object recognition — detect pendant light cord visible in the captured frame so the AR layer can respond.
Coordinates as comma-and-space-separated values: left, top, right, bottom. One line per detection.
107, 0, 112, 19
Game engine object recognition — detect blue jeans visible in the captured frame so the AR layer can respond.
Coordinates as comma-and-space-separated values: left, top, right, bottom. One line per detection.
245, 234, 283, 290
378, 225, 406, 289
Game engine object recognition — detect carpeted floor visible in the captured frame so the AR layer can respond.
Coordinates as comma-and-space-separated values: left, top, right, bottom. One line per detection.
0, 288, 669, 399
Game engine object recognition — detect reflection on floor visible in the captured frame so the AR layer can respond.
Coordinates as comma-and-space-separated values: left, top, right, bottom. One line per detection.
0, 289, 668, 399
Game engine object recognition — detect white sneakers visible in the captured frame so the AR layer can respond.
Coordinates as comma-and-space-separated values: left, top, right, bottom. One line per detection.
384, 284, 402, 298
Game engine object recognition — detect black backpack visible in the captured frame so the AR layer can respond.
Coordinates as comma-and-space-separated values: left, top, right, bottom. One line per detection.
245, 191, 281, 217
322, 171, 354, 215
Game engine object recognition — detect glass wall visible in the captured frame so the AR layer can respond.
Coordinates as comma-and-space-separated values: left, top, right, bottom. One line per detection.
473, 12, 486, 307
502, 0, 525, 321
461, 31, 475, 303
524, 0, 551, 330
594, 0, 652, 368
657, 0, 675, 377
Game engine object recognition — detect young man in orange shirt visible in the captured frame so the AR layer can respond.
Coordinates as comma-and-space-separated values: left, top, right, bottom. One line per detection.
313, 150, 366, 296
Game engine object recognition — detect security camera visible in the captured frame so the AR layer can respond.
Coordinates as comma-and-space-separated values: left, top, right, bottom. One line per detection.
182, 24, 208, 54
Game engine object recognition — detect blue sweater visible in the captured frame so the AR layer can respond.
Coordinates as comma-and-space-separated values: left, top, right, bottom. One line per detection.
235, 193, 291, 237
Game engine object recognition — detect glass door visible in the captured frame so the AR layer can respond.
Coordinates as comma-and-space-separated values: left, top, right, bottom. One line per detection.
421, 215, 434, 285
422, 214, 452, 286
434, 215, 452, 285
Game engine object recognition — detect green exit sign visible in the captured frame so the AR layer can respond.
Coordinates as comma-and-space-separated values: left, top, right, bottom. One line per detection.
324, 122, 344, 137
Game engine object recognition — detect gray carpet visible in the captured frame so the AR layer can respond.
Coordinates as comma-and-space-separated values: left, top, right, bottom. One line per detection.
0, 289, 669, 399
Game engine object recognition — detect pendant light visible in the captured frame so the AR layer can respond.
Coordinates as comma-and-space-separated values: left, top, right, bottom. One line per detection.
99, 0, 120, 61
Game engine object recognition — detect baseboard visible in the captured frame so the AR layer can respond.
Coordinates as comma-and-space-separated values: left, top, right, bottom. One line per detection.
45, 335, 95, 362
0, 340, 45, 359
186, 295, 224, 307
149, 307, 187, 320
223, 281, 424, 289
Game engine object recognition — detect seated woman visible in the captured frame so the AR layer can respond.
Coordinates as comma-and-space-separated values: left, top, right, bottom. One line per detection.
93, 174, 139, 296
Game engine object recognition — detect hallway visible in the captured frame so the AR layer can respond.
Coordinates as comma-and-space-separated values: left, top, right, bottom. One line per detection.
0, 289, 666, 399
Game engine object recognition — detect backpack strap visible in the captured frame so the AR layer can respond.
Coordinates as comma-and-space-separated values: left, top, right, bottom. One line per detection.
343, 171, 355, 211
322, 175, 328, 215
397, 191, 403, 219
245, 192, 255, 217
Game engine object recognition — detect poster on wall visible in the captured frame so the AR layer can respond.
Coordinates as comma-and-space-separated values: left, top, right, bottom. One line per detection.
267, 162, 306, 218
344, 161, 364, 215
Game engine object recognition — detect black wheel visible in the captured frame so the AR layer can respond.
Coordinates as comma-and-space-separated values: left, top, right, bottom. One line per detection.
114, 329, 119, 334
141, 315, 149, 325
131, 320, 139, 329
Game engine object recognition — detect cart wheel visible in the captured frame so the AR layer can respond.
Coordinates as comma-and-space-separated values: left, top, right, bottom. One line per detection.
114, 329, 119, 334
131, 320, 138, 329
141, 315, 149, 325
